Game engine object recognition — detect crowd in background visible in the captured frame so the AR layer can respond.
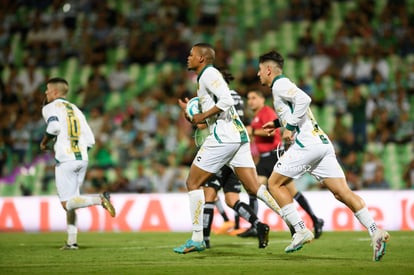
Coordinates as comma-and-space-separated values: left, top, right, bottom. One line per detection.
0, 0, 413, 196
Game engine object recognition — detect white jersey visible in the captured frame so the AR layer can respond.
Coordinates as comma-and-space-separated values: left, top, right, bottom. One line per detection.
197, 65, 249, 143
42, 98, 95, 162
271, 75, 330, 147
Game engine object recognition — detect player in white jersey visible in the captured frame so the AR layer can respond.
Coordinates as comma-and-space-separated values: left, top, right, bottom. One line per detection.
40, 77, 116, 250
174, 43, 284, 254
257, 51, 389, 261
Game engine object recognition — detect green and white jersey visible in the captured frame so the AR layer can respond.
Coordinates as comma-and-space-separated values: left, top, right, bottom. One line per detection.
271, 75, 330, 147
197, 65, 249, 143
42, 98, 95, 162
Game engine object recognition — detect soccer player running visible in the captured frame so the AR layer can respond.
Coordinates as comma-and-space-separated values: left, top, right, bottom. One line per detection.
202, 83, 270, 249
257, 50, 389, 261
40, 77, 116, 250
174, 43, 283, 254
243, 90, 324, 239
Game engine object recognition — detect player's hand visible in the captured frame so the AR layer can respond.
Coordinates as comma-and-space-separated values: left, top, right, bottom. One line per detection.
262, 121, 276, 136
191, 113, 205, 125
282, 129, 294, 150
177, 98, 189, 111
178, 98, 193, 122
40, 142, 48, 151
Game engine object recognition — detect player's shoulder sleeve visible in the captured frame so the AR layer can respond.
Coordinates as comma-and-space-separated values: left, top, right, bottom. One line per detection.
42, 102, 60, 135
202, 67, 233, 111
42, 102, 58, 122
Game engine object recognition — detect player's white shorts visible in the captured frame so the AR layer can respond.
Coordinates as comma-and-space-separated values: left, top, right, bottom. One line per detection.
193, 135, 255, 173
55, 160, 88, 201
274, 142, 345, 180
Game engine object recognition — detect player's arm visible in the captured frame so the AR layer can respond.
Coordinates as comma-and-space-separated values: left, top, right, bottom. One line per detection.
40, 106, 59, 151
280, 85, 311, 132
262, 119, 282, 136
192, 71, 234, 124
40, 132, 56, 151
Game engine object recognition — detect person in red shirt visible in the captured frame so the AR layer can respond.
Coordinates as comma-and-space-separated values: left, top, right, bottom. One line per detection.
242, 90, 324, 239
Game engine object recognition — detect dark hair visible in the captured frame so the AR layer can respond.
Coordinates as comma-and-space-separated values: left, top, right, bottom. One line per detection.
193, 42, 213, 49
259, 50, 284, 69
47, 77, 69, 86
217, 67, 234, 84
246, 90, 265, 98
193, 43, 215, 63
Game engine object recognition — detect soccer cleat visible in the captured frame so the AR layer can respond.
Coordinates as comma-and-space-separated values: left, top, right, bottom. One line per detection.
204, 239, 210, 249
60, 243, 79, 250
288, 224, 295, 237
237, 227, 258, 238
314, 218, 324, 239
173, 239, 206, 254
101, 192, 116, 217
256, 223, 270, 249
228, 228, 248, 236
285, 228, 314, 253
372, 229, 390, 261
213, 221, 235, 235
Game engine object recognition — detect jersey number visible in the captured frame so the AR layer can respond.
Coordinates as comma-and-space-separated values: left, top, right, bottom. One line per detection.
319, 134, 329, 144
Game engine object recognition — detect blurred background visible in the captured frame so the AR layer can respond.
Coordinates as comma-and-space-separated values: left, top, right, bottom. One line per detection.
0, 0, 413, 197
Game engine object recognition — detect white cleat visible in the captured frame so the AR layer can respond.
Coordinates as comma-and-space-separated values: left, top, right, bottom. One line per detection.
285, 228, 314, 253
372, 229, 390, 261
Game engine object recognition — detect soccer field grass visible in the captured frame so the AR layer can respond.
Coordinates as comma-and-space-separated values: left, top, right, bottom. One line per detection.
0, 231, 412, 274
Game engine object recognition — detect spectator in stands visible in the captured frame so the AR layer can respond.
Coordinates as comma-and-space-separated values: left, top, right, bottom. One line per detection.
43, 17, 68, 68
340, 53, 372, 87
89, 135, 114, 170
108, 166, 131, 193
10, 115, 31, 166
129, 162, 153, 193
404, 160, 414, 189
361, 151, 382, 188
83, 167, 110, 194
113, 119, 137, 169
364, 165, 390, 190
290, 26, 316, 59
369, 107, 394, 144
17, 58, 45, 97
310, 43, 332, 79
326, 79, 348, 114
330, 112, 348, 147
311, 78, 327, 109
0, 134, 7, 177
348, 85, 368, 149
108, 61, 132, 92
341, 151, 362, 191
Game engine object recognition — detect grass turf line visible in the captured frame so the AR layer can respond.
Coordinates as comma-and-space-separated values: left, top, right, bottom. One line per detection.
0, 231, 413, 274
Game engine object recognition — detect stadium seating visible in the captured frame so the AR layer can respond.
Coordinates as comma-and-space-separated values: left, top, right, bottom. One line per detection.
1, 0, 413, 196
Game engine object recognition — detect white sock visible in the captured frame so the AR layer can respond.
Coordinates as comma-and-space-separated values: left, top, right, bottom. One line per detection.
282, 203, 306, 232
67, 224, 78, 245
354, 207, 377, 237
66, 196, 101, 211
189, 189, 205, 242
256, 184, 283, 216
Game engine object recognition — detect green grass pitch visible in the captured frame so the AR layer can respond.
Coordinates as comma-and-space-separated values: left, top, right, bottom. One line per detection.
0, 231, 413, 274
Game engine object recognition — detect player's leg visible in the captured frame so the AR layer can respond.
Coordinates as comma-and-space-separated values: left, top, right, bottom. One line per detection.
287, 182, 324, 238
55, 161, 96, 249
58, 161, 115, 217
186, 164, 213, 241
267, 145, 317, 252
202, 185, 217, 248
231, 143, 283, 217
236, 193, 259, 238
174, 139, 233, 254
314, 145, 389, 260
323, 177, 390, 261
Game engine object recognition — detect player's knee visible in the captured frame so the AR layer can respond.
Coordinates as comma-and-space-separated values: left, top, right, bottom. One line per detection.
61, 201, 68, 211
